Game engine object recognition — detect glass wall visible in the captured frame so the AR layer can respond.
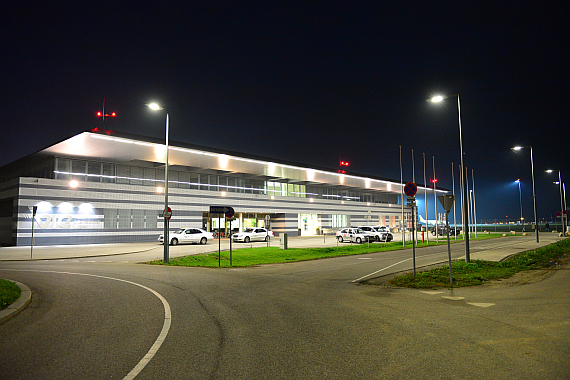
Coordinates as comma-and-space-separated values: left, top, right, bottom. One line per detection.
53, 157, 397, 204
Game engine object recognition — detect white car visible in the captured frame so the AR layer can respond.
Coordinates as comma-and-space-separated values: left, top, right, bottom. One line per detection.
232, 227, 274, 243
360, 226, 394, 242
336, 228, 375, 244
159, 228, 213, 245
372, 225, 391, 233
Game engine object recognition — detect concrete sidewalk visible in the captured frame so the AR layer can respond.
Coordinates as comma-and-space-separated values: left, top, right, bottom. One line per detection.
0, 233, 565, 262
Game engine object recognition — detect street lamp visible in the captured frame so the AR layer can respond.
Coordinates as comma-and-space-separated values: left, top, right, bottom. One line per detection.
515, 179, 524, 230
147, 102, 170, 263
428, 93, 470, 262
512, 146, 538, 242
546, 169, 567, 235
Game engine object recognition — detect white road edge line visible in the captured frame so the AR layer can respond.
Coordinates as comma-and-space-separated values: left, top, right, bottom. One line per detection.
1, 269, 171, 380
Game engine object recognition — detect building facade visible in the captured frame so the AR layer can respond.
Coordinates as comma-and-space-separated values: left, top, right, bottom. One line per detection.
0, 129, 438, 246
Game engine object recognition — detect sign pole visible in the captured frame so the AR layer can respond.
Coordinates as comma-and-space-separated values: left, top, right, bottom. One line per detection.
446, 210, 453, 286
412, 203, 416, 278
438, 194, 456, 286
229, 219, 232, 266
31, 206, 37, 260
218, 215, 221, 267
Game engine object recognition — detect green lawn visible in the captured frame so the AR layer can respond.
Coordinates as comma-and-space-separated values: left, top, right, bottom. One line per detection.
149, 233, 506, 267
390, 238, 570, 288
0, 279, 21, 310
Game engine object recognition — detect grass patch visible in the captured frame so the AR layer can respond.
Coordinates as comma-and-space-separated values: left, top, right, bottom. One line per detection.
390, 238, 570, 288
149, 233, 506, 267
0, 279, 21, 310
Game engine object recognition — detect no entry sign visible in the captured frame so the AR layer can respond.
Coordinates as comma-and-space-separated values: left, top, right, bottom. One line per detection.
404, 182, 417, 197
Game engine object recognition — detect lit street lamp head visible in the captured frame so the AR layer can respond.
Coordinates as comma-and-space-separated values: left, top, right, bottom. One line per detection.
430, 95, 444, 103
512, 146, 523, 151
147, 103, 163, 111
546, 169, 553, 173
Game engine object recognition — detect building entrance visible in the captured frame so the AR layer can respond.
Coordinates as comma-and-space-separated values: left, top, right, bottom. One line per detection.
298, 213, 319, 236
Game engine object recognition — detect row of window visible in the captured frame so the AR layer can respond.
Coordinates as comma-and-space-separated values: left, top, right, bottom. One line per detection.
54, 158, 396, 204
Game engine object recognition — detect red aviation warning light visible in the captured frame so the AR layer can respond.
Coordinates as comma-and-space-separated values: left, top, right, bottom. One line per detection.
340, 160, 349, 167
97, 98, 116, 120
97, 111, 116, 120
431, 179, 438, 183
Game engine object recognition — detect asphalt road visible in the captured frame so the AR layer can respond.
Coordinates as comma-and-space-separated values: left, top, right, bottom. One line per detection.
0, 236, 568, 379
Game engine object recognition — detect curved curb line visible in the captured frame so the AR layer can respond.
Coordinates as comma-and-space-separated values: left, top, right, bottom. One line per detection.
0, 280, 32, 325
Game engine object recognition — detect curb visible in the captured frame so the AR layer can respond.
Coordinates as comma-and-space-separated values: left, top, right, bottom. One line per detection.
0, 246, 161, 262
0, 280, 32, 325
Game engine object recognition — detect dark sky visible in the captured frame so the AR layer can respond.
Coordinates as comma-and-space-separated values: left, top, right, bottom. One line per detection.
1, 1, 568, 223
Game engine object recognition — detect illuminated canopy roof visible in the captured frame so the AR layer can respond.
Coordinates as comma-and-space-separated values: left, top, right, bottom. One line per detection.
39, 129, 445, 194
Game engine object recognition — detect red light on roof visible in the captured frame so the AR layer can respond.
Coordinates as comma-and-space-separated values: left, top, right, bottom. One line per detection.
431, 179, 438, 183
340, 161, 349, 166
97, 112, 102, 117
111, 112, 116, 117
338, 169, 347, 174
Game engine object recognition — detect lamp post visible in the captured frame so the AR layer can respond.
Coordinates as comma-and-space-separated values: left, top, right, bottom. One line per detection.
429, 94, 470, 262
546, 169, 567, 235
512, 146, 539, 242
148, 103, 170, 263
515, 179, 524, 231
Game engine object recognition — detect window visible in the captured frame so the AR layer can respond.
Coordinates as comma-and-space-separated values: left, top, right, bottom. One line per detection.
179, 171, 190, 189
332, 215, 349, 228
87, 161, 101, 182
56, 158, 70, 180
169, 170, 179, 188
209, 175, 218, 191
102, 163, 115, 183
200, 174, 209, 191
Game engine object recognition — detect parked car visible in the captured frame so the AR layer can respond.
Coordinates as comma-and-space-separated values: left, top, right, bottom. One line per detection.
159, 228, 213, 245
430, 225, 460, 236
232, 227, 274, 243
359, 226, 394, 242
372, 225, 391, 233
336, 228, 375, 243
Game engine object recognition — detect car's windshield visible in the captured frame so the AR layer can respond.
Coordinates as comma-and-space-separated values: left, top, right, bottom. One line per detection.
244, 228, 255, 233
175, 229, 185, 234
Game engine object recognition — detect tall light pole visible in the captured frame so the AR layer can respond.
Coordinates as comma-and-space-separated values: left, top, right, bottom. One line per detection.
424, 153, 429, 244
148, 103, 170, 263
512, 146, 539, 242
429, 94, 470, 262
471, 168, 478, 238
451, 162, 457, 240
546, 169, 567, 235
515, 179, 524, 230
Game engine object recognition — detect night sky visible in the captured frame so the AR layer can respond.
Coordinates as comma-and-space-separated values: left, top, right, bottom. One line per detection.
1, 1, 568, 224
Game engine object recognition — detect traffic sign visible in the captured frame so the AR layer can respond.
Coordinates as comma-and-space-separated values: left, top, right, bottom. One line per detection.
160, 207, 172, 220
437, 194, 455, 213
225, 207, 235, 218
210, 206, 232, 214
556, 211, 561, 217
404, 182, 417, 197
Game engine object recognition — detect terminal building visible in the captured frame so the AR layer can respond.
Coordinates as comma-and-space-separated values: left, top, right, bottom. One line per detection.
0, 129, 442, 246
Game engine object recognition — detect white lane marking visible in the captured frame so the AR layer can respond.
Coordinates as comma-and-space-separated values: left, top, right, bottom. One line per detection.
357, 258, 372, 260
442, 296, 465, 301
352, 257, 412, 282
467, 302, 495, 308
419, 291, 444, 295
1, 269, 171, 380
351, 251, 449, 283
